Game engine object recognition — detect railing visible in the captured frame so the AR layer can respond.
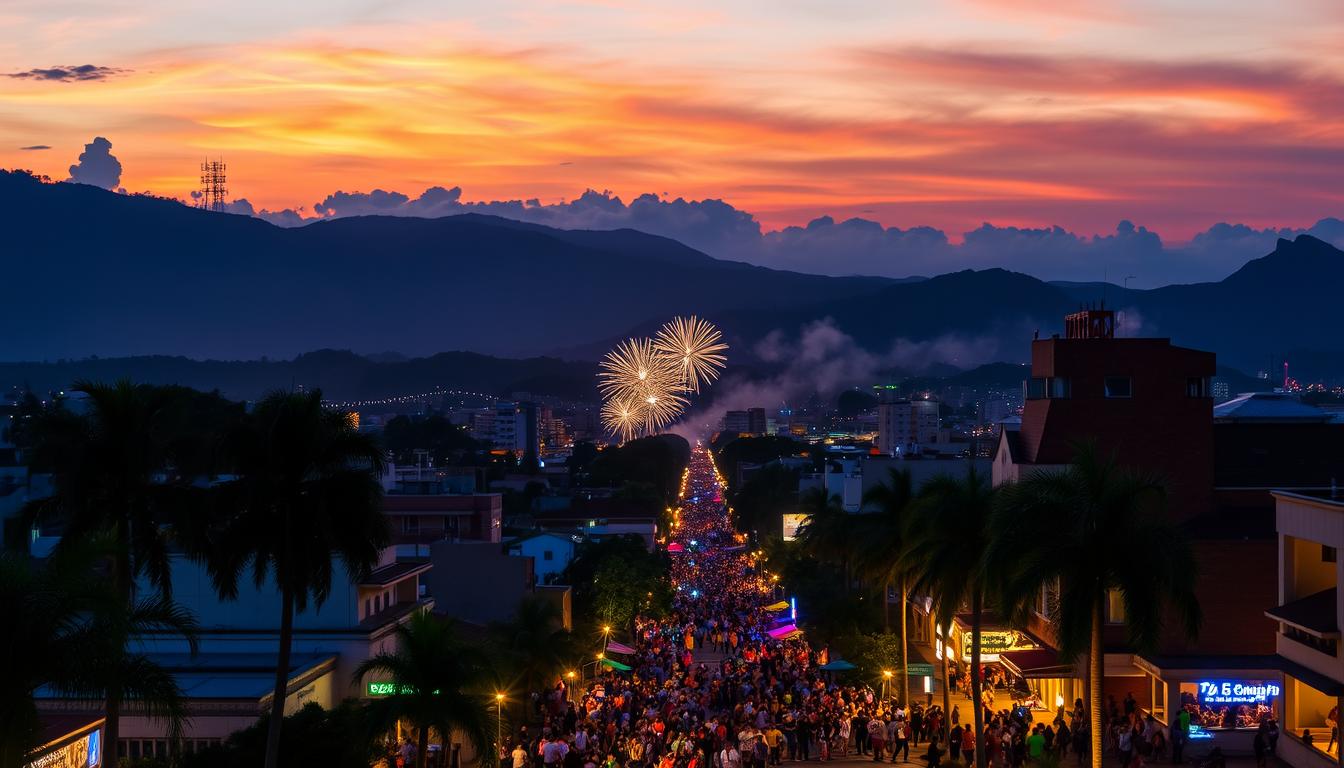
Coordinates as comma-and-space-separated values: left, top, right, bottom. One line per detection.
1282, 626, 1339, 657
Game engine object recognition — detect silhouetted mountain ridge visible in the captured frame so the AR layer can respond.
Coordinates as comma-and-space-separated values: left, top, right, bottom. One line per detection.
3, 172, 1341, 380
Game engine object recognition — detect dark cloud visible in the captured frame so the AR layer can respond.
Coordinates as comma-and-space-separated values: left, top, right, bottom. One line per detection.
7, 64, 126, 82
66, 136, 122, 189
244, 183, 1344, 284
19, 145, 51, 151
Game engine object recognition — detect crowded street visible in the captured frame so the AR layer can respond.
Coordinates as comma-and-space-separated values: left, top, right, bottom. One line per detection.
513, 446, 1010, 768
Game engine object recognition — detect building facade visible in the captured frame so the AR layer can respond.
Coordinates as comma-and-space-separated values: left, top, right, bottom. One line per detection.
876, 396, 939, 456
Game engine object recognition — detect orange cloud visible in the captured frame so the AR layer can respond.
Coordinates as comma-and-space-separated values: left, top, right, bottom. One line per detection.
1, 38, 1341, 239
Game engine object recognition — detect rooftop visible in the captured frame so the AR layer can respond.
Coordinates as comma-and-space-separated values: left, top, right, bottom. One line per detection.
360, 560, 431, 587
1213, 392, 1332, 423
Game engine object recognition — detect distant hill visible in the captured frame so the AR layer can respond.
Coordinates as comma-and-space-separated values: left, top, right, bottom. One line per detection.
0, 349, 599, 403
0, 171, 889, 362
3, 171, 1342, 381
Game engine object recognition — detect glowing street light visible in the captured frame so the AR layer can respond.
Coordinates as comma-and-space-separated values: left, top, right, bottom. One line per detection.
494, 692, 506, 767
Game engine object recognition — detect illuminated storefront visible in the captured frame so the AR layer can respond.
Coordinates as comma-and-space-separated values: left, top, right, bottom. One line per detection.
27, 715, 103, 768
947, 615, 1082, 712
1133, 655, 1284, 753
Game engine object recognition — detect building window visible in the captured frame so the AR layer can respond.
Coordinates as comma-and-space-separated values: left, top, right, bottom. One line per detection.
1025, 378, 1046, 400
543, 550, 554, 561
1106, 589, 1126, 624
1324, 545, 1338, 563
1186, 377, 1211, 398
1048, 378, 1071, 399
402, 517, 419, 534
1104, 377, 1132, 398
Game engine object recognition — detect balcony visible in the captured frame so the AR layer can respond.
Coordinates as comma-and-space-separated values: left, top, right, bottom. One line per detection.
1267, 587, 1340, 675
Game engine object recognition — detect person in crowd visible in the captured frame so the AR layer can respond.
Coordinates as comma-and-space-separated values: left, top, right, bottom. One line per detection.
869, 713, 887, 763
891, 714, 909, 764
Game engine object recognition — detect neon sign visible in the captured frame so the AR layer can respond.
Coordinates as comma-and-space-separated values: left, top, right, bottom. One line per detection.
1196, 681, 1280, 705
367, 681, 441, 697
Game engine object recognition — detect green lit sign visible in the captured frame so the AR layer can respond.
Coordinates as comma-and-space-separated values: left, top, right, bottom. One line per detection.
366, 681, 440, 697
907, 663, 935, 677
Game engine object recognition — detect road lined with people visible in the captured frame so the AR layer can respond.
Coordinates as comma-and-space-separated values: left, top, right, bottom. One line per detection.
512, 446, 1091, 768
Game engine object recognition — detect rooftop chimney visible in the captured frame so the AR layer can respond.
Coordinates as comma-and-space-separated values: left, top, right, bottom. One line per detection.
1064, 304, 1116, 340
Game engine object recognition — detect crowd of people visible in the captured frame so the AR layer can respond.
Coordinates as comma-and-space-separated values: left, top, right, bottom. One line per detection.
504, 448, 1092, 768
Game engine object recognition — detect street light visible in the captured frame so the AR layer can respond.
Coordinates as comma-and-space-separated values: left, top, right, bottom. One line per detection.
566, 670, 577, 704
495, 693, 505, 768
882, 669, 893, 702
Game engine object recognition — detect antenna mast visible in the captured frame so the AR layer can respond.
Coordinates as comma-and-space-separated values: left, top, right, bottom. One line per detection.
198, 160, 228, 212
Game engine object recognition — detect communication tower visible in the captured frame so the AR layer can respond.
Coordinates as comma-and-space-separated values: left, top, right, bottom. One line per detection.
198, 160, 228, 212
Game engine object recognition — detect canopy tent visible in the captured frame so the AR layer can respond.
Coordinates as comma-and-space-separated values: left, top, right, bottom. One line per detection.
764, 601, 790, 612
599, 658, 633, 672
605, 640, 636, 655
775, 629, 803, 640
818, 659, 857, 671
667, 543, 685, 553
767, 624, 801, 639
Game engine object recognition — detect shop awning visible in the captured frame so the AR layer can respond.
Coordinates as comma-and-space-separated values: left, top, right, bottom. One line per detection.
819, 659, 856, 671
764, 601, 791, 612
599, 658, 633, 672
605, 640, 636, 655
767, 624, 801, 639
1000, 648, 1074, 678
1265, 588, 1338, 637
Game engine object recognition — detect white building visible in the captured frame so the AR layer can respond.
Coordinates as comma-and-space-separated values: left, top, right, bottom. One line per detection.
1270, 490, 1344, 768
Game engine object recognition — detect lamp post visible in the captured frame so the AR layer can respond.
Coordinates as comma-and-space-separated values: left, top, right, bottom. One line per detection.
495, 692, 505, 768
566, 670, 577, 704
882, 669, 893, 702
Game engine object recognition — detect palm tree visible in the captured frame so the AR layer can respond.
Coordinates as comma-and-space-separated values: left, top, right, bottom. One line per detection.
907, 467, 995, 768
0, 548, 106, 767
75, 586, 200, 754
990, 446, 1201, 768
859, 467, 915, 706
203, 390, 390, 768
795, 487, 855, 592
490, 595, 576, 706
355, 612, 495, 768
18, 381, 218, 754
1, 538, 198, 768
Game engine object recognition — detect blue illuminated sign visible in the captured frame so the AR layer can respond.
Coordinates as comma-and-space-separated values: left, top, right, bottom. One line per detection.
1196, 681, 1280, 705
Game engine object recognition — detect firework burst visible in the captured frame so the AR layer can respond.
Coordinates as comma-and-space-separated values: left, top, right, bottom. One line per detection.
653, 315, 728, 393
598, 337, 677, 403
601, 396, 642, 443
598, 317, 728, 443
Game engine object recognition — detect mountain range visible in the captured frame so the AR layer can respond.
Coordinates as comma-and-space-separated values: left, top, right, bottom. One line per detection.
3, 170, 1341, 383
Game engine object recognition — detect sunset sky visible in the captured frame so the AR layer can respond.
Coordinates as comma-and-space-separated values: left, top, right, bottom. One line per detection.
3, 0, 1343, 242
